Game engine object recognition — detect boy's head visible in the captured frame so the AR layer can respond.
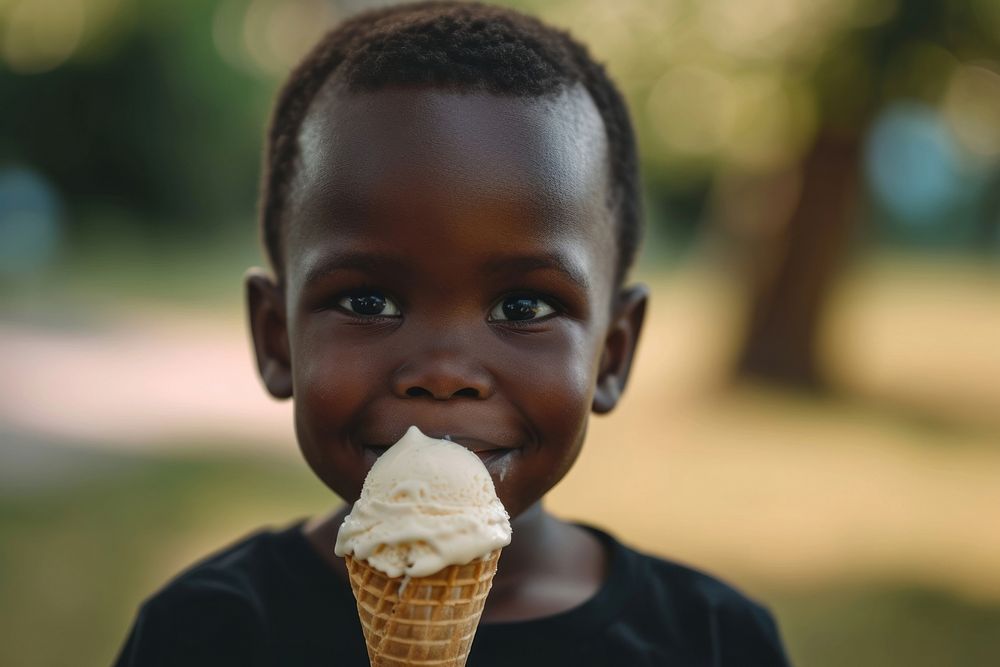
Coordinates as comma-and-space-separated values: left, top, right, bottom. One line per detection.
260, 0, 641, 287
247, 1, 647, 520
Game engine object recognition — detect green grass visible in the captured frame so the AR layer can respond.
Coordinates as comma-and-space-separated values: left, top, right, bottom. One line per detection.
2, 444, 998, 666
0, 446, 332, 667
772, 587, 1000, 667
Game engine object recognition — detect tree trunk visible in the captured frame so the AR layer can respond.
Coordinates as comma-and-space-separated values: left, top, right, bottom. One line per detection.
734, 131, 862, 389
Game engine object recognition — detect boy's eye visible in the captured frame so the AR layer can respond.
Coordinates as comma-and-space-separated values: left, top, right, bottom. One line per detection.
337, 291, 401, 317
489, 295, 555, 322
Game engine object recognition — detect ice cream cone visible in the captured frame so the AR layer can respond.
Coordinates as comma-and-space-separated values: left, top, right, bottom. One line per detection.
346, 549, 501, 667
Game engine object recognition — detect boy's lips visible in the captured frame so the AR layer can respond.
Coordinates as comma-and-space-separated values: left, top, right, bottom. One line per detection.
360, 434, 521, 471
364, 435, 518, 456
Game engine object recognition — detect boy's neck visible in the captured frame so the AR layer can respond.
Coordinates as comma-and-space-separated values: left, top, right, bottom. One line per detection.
303, 501, 607, 623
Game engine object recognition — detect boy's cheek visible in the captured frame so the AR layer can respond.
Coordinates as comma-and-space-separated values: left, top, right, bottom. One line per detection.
292, 392, 370, 501
291, 346, 368, 435
519, 361, 592, 421
512, 328, 600, 403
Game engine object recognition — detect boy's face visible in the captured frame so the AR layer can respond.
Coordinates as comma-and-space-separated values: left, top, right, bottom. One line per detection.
248, 82, 646, 520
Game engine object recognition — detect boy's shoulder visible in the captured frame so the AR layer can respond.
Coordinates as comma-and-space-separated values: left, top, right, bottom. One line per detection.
114, 523, 329, 667
583, 526, 790, 665
146, 524, 289, 607
592, 524, 770, 608
632, 538, 774, 616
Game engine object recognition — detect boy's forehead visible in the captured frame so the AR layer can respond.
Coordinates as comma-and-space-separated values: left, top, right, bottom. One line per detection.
287, 81, 612, 241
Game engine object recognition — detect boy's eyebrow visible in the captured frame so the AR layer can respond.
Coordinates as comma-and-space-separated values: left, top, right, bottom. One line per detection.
301, 250, 590, 290
484, 254, 590, 290
302, 251, 408, 284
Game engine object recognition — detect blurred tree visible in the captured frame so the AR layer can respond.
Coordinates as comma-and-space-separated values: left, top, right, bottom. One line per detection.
734, 131, 862, 387
733, 0, 1000, 388
0, 0, 274, 243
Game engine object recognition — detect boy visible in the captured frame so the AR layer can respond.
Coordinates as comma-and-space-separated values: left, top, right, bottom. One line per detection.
115, 2, 791, 665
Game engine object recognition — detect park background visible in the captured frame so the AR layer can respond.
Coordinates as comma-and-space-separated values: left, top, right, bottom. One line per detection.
2, 0, 999, 664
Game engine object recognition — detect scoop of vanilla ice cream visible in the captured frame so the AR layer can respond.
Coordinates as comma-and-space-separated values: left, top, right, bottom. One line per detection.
334, 425, 512, 577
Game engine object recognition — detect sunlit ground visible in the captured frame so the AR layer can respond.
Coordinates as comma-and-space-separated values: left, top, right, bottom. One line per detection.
2, 253, 999, 666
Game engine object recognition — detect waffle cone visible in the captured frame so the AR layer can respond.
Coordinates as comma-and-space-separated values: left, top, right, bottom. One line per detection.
345, 550, 500, 667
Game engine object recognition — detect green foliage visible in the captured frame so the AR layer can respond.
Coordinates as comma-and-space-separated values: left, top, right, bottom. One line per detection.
2, 0, 998, 267
0, 0, 274, 236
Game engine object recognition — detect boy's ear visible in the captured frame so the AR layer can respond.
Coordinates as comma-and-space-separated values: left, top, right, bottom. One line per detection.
245, 268, 293, 399
592, 284, 648, 414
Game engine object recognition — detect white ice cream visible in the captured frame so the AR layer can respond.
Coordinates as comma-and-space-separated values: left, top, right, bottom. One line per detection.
334, 425, 512, 578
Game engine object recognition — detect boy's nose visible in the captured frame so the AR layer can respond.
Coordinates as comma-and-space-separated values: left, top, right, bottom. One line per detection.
391, 353, 494, 400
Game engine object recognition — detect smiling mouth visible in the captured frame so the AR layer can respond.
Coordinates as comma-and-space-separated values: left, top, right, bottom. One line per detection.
362, 438, 518, 470
363, 444, 514, 462
472, 449, 513, 465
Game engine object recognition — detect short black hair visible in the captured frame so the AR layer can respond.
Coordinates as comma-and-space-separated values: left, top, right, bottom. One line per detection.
260, 0, 641, 286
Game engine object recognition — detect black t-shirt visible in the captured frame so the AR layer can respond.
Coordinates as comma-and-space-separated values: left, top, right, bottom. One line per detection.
114, 523, 791, 666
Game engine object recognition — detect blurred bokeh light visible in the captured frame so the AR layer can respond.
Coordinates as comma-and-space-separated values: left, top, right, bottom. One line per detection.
865, 102, 962, 226
0, 167, 63, 275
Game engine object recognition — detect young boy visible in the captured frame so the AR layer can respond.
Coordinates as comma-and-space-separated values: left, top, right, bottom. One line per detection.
115, 2, 790, 665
